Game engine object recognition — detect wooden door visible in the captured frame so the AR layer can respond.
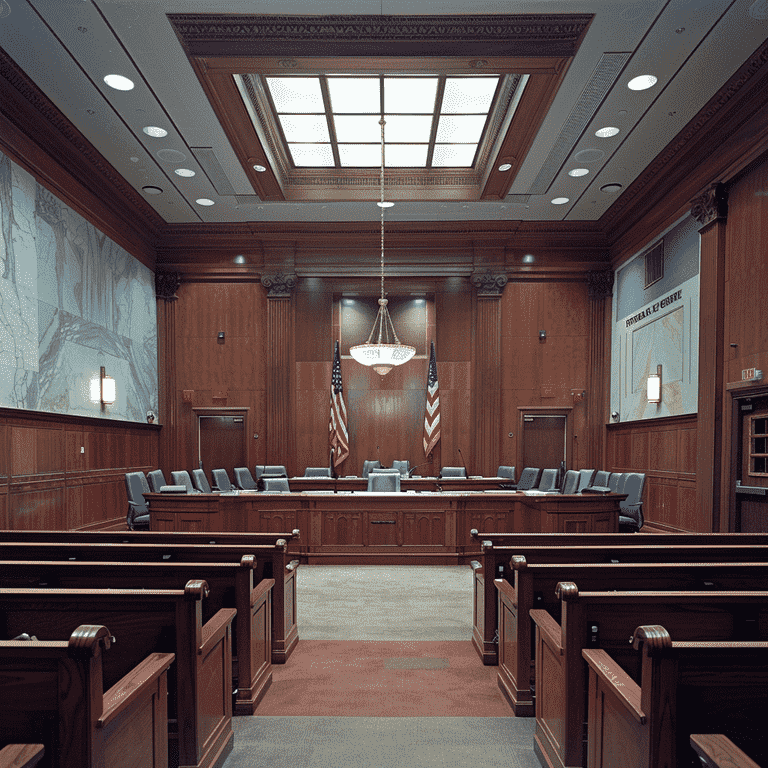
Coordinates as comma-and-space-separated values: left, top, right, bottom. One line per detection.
521, 414, 567, 471
197, 413, 247, 478
734, 398, 768, 531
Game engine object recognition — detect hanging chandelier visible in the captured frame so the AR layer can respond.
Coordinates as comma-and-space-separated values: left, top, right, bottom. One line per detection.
349, 116, 416, 377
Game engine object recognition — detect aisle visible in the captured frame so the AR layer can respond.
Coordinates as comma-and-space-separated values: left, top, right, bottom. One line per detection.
221, 565, 541, 768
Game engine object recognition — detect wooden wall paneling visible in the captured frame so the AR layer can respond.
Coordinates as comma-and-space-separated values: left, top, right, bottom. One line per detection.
266, 295, 295, 474
693, 183, 728, 532
720, 156, 768, 527
156, 273, 180, 473
473, 292, 502, 477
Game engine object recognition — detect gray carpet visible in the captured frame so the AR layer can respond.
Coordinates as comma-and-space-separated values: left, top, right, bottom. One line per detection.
221, 566, 542, 768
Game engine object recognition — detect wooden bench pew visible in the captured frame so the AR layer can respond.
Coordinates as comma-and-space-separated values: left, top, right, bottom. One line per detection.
0, 529, 300, 546
0, 540, 298, 665
530, 585, 768, 768
473, 540, 768, 665
583, 626, 768, 768
0, 557, 272, 716
493, 559, 768, 717
469, 530, 768, 545
0, 746, 44, 768
0, 582, 235, 768
0, 625, 172, 768
690, 735, 761, 768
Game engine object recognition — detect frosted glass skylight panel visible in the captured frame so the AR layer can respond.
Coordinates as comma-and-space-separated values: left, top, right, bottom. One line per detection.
339, 144, 381, 167
384, 77, 438, 113
385, 145, 428, 167
334, 115, 381, 143
288, 144, 335, 166
435, 115, 487, 143
384, 115, 432, 143
279, 115, 330, 143
267, 77, 324, 112
328, 77, 380, 113
442, 77, 499, 113
432, 144, 477, 167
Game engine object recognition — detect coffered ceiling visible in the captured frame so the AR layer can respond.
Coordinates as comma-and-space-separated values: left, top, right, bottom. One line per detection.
0, 0, 767, 230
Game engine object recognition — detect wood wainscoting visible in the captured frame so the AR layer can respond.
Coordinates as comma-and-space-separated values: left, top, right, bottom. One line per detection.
0, 408, 159, 530
606, 414, 699, 532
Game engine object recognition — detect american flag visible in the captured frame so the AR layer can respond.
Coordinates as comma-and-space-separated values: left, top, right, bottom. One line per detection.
329, 340, 349, 467
423, 341, 441, 457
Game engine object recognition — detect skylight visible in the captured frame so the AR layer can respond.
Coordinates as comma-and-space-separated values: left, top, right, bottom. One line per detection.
264, 75, 500, 169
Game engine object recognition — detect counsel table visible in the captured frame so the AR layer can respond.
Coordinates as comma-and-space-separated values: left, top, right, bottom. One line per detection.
147, 489, 622, 565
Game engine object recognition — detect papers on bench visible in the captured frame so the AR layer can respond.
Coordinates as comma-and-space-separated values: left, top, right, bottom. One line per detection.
522, 489, 561, 495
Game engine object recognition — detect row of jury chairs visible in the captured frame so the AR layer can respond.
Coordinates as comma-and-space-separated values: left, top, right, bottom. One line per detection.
124, 465, 292, 530
496, 466, 646, 532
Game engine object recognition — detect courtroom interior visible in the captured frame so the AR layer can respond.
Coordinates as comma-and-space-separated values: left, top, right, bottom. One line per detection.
1, 1, 768, 767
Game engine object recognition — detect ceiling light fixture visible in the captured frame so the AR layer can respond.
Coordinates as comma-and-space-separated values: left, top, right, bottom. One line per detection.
595, 126, 620, 138
600, 183, 623, 194
142, 186, 163, 195
498, 163, 512, 172
628, 75, 658, 91
253, 164, 267, 172
174, 168, 195, 177
143, 126, 168, 137
349, 117, 416, 377
104, 74, 134, 91
551, 197, 569, 205
568, 168, 589, 177
195, 198, 215, 206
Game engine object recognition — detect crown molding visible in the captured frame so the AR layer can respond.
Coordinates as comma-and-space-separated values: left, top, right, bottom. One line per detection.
0, 46, 163, 270
169, 13, 593, 58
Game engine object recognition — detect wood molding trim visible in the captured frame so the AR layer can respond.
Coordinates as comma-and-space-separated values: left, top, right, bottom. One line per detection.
265, 295, 295, 474
0, 47, 161, 270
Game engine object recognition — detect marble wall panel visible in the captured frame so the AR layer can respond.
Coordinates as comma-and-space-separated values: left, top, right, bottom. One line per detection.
0, 148, 157, 423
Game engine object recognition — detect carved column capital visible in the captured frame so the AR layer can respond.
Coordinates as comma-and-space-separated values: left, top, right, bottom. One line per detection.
470, 271, 508, 297
586, 270, 614, 300
155, 271, 181, 301
691, 182, 728, 227
261, 272, 297, 298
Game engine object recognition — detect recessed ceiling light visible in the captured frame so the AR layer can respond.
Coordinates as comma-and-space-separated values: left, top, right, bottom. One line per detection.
628, 75, 658, 91
196, 198, 215, 206
498, 163, 512, 172
129, 157, 139, 163
174, 168, 195, 177
600, 183, 623, 194
575, 149, 604, 163
551, 197, 569, 205
522, 254, 535, 264
143, 126, 168, 138
253, 164, 267, 172
142, 186, 163, 195
157, 149, 185, 163
568, 168, 589, 177
595, 127, 620, 138
233, 255, 247, 264
104, 74, 134, 91
377, 201, 395, 208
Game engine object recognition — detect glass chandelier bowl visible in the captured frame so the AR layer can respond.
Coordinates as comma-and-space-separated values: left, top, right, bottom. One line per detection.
349, 117, 416, 376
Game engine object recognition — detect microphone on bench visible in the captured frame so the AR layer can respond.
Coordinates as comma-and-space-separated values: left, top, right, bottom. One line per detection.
457, 446, 469, 478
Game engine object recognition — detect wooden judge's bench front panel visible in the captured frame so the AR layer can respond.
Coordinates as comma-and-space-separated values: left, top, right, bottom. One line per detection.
148, 492, 619, 564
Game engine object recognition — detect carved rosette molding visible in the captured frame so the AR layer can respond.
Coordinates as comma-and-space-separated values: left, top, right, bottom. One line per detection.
690, 182, 729, 227
586, 270, 614, 300
169, 14, 592, 55
261, 272, 297, 298
470, 271, 508, 296
155, 271, 182, 301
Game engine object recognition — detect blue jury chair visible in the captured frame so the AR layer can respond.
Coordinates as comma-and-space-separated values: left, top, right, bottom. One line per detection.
367, 472, 401, 492
192, 468, 212, 494
170, 470, 196, 494
124, 472, 151, 530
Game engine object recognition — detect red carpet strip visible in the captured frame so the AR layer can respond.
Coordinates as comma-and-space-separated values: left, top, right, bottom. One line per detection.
256, 640, 515, 717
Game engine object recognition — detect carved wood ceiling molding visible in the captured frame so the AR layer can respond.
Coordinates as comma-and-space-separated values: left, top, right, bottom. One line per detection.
172, 13, 586, 202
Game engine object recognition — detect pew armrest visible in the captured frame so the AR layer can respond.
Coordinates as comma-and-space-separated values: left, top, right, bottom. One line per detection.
690, 734, 761, 768
286, 559, 300, 571
530, 608, 562, 653
582, 648, 645, 724
494, 578, 515, 601
252, 578, 275, 608
200, 608, 237, 654
99, 652, 175, 728
0, 744, 45, 768
470, 560, 482, 573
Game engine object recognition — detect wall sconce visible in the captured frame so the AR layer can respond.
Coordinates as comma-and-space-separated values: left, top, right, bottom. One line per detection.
90, 366, 116, 407
217, 331, 225, 344
647, 365, 662, 404
539, 330, 547, 341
